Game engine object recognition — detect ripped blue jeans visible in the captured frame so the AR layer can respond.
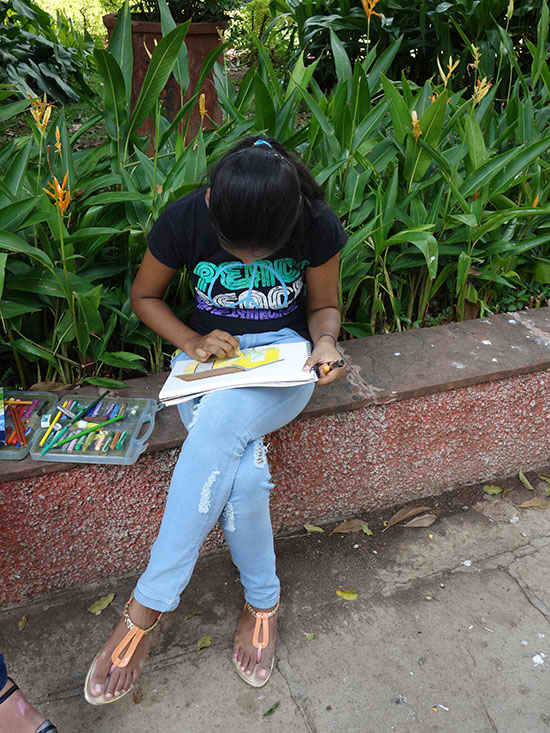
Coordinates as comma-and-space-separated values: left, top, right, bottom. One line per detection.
134, 328, 315, 612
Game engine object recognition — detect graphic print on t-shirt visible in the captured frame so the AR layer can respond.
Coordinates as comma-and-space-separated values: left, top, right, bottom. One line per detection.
192, 256, 309, 322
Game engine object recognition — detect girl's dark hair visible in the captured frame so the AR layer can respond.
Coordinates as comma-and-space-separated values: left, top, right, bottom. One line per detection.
208, 136, 324, 255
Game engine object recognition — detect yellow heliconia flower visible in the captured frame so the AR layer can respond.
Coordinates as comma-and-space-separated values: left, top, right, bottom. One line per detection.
199, 93, 206, 121
437, 56, 460, 89
361, 0, 381, 20
55, 126, 62, 155
27, 93, 55, 136
472, 76, 492, 105
411, 110, 422, 141
42, 171, 70, 217
468, 45, 481, 75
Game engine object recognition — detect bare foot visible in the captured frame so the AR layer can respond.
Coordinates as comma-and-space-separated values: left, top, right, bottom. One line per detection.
233, 602, 279, 683
0, 679, 47, 733
87, 598, 160, 702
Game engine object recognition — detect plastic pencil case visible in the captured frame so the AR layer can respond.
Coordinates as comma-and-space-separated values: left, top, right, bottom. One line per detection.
0, 391, 58, 461
28, 395, 162, 466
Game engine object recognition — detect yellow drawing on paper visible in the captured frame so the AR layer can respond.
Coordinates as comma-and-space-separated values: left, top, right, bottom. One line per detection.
183, 347, 281, 376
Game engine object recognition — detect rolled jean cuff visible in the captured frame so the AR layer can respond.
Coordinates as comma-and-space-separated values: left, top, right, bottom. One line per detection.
133, 582, 179, 613
243, 589, 280, 610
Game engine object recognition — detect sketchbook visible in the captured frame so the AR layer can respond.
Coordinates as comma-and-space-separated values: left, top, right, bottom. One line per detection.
159, 341, 317, 405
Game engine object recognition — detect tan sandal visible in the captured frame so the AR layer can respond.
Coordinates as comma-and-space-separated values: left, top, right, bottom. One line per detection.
84, 595, 162, 705
233, 598, 279, 688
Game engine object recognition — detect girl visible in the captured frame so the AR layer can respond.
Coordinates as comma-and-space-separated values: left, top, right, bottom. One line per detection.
84, 136, 347, 703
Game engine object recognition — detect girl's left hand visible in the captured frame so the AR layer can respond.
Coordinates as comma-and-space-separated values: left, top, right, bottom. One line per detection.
303, 342, 347, 386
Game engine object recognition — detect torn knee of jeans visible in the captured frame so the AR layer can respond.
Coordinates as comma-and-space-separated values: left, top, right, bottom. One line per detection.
222, 502, 236, 532
253, 437, 268, 468
198, 470, 220, 513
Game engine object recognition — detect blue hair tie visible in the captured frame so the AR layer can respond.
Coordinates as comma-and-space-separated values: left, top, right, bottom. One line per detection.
254, 139, 273, 149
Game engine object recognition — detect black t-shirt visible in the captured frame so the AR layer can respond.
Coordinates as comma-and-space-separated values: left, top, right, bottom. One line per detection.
147, 187, 347, 340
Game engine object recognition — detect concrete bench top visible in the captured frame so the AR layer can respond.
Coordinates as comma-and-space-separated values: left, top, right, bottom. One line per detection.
3, 307, 550, 483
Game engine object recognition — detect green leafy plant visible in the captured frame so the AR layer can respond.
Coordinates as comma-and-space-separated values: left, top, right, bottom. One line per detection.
0, 0, 96, 102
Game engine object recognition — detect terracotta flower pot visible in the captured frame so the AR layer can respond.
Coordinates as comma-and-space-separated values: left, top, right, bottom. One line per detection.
103, 14, 225, 144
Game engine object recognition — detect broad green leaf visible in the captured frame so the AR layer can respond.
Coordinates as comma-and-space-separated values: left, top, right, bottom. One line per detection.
109, 0, 134, 106
534, 260, 550, 283
100, 351, 147, 371
94, 49, 128, 144
158, 0, 190, 92
126, 25, 190, 143
0, 231, 54, 271
456, 251, 470, 297
367, 36, 403, 93
0, 252, 6, 299
461, 137, 550, 198
3, 141, 32, 201
483, 485, 503, 495
75, 285, 104, 336
330, 28, 352, 83
381, 75, 409, 145
386, 230, 438, 278
464, 112, 488, 170
0, 300, 41, 318
285, 52, 319, 101
0, 197, 40, 231
254, 74, 275, 132
404, 91, 448, 185
532, 0, 549, 86
0, 99, 29, 123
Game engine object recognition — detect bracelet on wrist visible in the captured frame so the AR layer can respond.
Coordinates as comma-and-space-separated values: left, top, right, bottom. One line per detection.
317, 333, 338, 346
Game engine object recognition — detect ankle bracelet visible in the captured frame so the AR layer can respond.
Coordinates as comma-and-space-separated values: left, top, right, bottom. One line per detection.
245, 598, 280, 619
124, 594, 162, 634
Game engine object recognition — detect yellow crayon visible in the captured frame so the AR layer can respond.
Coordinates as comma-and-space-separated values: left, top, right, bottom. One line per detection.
39, 400, 67, 447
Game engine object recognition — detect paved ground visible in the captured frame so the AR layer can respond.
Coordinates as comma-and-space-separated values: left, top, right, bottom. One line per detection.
1, 477, 550, 733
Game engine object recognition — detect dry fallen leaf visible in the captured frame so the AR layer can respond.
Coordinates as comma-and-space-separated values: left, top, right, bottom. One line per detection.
519, 497, 550, 510
304, 524, 324, 534
383, 505, 433, 532
197, 635, 212, 651
404, 513, 437, 528
304, 632, 315, 640
88, 593, 115, 616
18, 616, 27, 631
336, 589, 358, 600
361, 522, 374, 536
29, 381, 72, 392
483, 484, 502, 495
133, 687, 143, 704
331, 519, 367, 534
519, 471, 535, 491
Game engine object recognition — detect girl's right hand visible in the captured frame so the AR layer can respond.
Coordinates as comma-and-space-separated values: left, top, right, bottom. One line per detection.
184, 330, 241, 362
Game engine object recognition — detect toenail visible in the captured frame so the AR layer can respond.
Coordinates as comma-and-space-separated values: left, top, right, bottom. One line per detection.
115, 691, 120, 697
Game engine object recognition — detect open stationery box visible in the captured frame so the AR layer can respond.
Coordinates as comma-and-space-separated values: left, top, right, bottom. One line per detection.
1, 389, 161, 465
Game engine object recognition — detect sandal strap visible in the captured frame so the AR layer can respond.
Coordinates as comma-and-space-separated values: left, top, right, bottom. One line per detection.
245, 599, 280, 652
111, 596, 162, 669
35, 722, 58, 733
0, 677, 19, 705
